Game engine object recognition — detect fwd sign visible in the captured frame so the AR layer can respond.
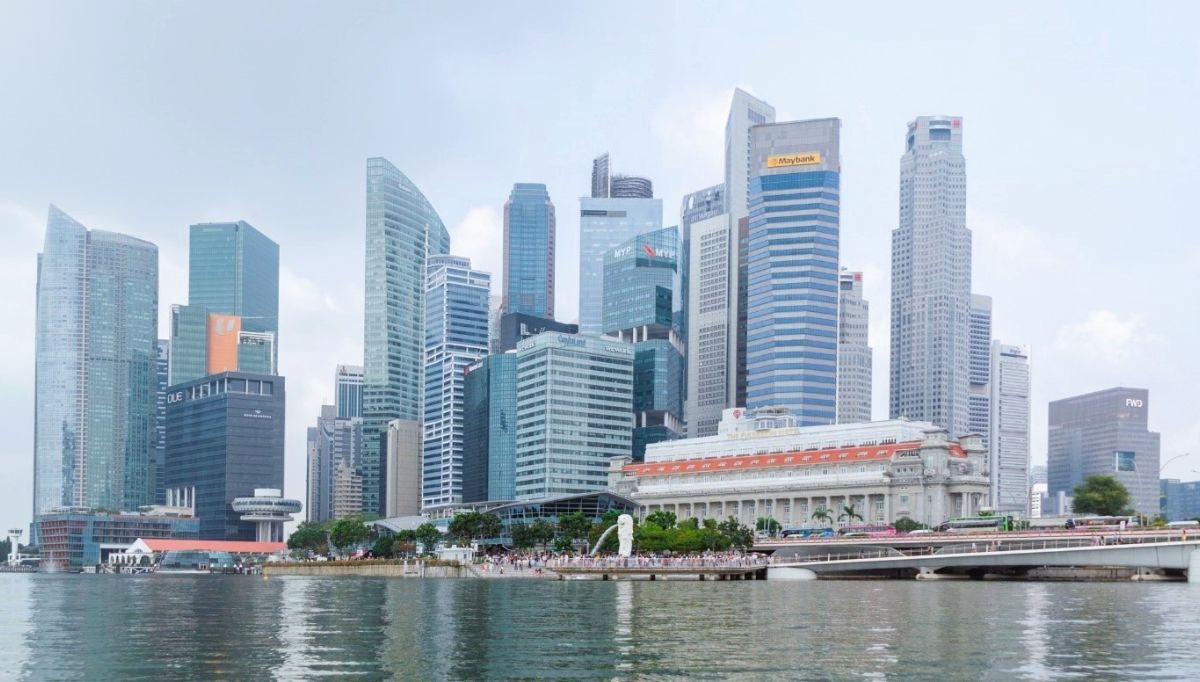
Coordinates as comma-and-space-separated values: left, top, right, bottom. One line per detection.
1125, 398, 1144, 408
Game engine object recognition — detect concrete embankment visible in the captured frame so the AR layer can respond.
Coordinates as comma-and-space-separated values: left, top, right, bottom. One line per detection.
264, 562, 469, 578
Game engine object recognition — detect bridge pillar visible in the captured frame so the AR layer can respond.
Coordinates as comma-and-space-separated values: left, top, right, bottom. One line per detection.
1189, 550, 1200, 584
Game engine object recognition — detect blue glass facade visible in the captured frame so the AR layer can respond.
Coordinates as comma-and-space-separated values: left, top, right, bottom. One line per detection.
34, 206, 158, 527
155, 340, 169, 505
163, 372, 285, 540
746, 119, 841, 426
577, 196, 662, 335
363, 157, 451, 515
503, 183, 555, 319
462, 353, 518, 503
1161, 479, 1200, 522
423, 255, 490, 509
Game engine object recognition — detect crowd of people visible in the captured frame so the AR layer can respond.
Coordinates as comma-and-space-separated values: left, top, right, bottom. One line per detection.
547, 551, 771, 570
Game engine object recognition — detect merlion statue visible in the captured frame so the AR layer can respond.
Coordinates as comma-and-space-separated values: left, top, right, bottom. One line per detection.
617, 514, 634, 557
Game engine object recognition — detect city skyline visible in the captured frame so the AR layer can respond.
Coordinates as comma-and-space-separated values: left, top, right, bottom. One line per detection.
3, 3, 1198, 530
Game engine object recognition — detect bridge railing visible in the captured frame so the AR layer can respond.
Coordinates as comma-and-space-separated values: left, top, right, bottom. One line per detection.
780, 534, 1194, 563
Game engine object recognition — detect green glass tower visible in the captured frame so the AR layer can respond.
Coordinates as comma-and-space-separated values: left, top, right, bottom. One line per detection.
362, 157, 451, 515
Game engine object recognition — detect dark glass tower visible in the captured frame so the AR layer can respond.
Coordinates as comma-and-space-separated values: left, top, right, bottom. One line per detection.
503, 183, 555, 319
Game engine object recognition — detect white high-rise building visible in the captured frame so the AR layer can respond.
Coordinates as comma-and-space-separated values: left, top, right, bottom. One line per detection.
836, 269, 872, 424
989, 342, 1031, 514
968, 294, 993, 443
890, 116, 972, 437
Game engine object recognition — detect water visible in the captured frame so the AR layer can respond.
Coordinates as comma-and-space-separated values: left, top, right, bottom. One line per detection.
2, 574, 1199, 680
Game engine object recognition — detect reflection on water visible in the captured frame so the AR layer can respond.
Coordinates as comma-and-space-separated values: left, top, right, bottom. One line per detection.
3, 573, 1200, 680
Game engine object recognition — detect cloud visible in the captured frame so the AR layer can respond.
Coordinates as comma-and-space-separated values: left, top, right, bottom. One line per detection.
969, 208, 1063, 276
1054, 309, 1156, 364
448, 205, 503, 291
650, 87, 731, 178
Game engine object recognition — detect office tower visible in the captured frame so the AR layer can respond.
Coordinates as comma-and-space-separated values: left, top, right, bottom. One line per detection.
890, 116, 972, 436
163, 372, 285, 540
745, 118, 842, 425
602, 227, 684, 458
385, 419, 421, 517
968, 294, 992, 444
169, 221, 280, 385
306, 404, 364, 523
334, 364, 364, 419
836, 269, 872, 424
990, 342, 1031, 514
1161, 479, 1200, 522
33, 206, 158, 526
502, 183, 556, 319
578, 193, 662, 335
591, 153, 610, 198
154, 340, 170, 505
462, 352, 518, 502
610, 175, 653, 199
685, 212, 732, 438
497, 312, 578, 352
1047, 387, 1161, 515
362, 157, 451, 515
422, 255, 490, 510
514, 333, 633, 500
679, 184, 725, 358
487, 294, 504, 354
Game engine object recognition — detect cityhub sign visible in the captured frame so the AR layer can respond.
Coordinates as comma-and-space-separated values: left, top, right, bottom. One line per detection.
767, 152, 822, 168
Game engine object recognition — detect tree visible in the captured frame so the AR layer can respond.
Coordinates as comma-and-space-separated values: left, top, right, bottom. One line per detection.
479, 514, 502, 541
448, 512, 479, 545
288, 521, 328, 554
552, 535, 574, 552
811, 506, 833, 526
510, 522, 534, 550
755, 517, 782, 537
893, 517, 925, 533
371, 535, 394, 558
838, 504, 864, 527
529, 519, 556, 549
329, 517, 371, 553
717, 516, 755, 550
558, 511, 593, 544
392, 530, 417, 557
1072, 475, 1132, 516
644, 510, 677, 529
414, 523, 443, 555
0, 539, 10, 559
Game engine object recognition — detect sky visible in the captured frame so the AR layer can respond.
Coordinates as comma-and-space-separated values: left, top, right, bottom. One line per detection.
1, 1, 1198, 531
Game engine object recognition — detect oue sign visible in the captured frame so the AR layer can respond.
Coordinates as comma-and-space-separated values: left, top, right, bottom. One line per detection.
1125, 398, 1144, 408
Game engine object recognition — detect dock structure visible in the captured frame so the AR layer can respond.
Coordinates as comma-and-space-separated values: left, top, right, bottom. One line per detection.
550, 558, 769, 581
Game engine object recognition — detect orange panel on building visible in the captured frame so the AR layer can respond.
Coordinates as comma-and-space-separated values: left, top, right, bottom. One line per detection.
207, 314, 241, 373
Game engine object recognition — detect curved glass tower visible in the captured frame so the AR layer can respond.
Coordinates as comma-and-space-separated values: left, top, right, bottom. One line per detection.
34, 206, 158, 525
362, 158, 451, 515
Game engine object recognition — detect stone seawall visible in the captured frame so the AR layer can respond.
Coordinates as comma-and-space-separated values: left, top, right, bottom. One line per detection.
264, 562, 470, 578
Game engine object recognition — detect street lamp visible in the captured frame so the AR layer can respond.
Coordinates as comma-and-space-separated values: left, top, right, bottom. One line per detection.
1160, 453, 1192, 475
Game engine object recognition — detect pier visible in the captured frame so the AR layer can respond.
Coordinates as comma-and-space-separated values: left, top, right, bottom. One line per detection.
550, 556, 769, 580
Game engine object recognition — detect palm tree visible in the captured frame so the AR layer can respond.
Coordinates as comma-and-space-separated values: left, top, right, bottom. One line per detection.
811, 506, 833, 527
838, 503, 864, 527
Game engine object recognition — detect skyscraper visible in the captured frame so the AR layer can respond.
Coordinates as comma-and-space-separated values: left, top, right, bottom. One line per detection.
422, 255, 490, 510
1047, 387, 1161, 515
577, 193, 662, 335
334, 364, 364, 419
33, 206, 158, 525
169, 221, 280, 385
745, 118, 842, 425
514, 333, 633, 500
306, 404, 364, 523
462, 352, 518, 503
685, 212, 732, 438
989, 342, 1031, 514
362, 157, 451, 515
678, 184, 725, 358
154, 340, 170, 505
836, 269, 872, 424
610, 175, 653, 199
968, 294, 993, 443
502, 183, 556, 319
890, 116, 972, 437
591, 153, 610, 198
602, 227, 685, 458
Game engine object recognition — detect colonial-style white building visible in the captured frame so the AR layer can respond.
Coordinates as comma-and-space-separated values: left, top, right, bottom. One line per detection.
608, 407, 991, 528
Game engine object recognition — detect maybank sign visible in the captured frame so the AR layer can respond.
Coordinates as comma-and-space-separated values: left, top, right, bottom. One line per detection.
767, 152, 822, 168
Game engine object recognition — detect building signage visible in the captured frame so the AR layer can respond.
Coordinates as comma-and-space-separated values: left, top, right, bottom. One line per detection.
242, 410, 273, 420
767, 152, 822, 168
1125, 398, 1144, 408
166, 391, 185, 404
557, 335, 585, 348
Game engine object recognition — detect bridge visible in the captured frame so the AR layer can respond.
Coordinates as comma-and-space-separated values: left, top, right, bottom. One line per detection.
769, 537, 1200, 580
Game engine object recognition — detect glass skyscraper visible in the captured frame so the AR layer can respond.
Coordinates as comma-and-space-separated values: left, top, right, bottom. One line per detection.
169, 221, 280, 385
745, 118, 842, 425
33, 206, 158, 526
989, 342, 1031, 514
154, 339, 170, 505
577, 196, 662, 335
602, 227, 684, 459
362, 157, 451, 515
462, 352, 518, 503
890, 116, 972, 437
968, 294, 993, 445
422, 255, 490, 510
334, 364, 364, 419
503, 183, 555, 319
514, 333, 633, 500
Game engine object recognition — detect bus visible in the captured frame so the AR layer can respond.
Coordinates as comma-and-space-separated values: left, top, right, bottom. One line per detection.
1167, 520, 1199, 529
837, 524, 898, 538
935, 516, 1014, 533
780, 527, 836, 539
1063, 516, 1138, 530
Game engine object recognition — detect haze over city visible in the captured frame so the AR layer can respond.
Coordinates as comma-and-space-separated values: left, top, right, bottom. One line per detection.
2, 1, 1197, 531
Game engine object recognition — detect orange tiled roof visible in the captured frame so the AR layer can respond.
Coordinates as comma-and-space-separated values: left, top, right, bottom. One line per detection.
624, 440, 965, 477
138, 538, 286, 553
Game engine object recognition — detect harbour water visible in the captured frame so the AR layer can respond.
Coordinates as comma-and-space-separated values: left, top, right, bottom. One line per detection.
2, 574, 1199, 680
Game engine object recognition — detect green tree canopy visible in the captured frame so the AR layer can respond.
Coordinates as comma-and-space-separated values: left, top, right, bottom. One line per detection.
838, 504, 864, 526
371, 535, 394, 558
329, 516, 371, 552
288, 521, 328, 553
529, 519, 556, 548
1072, 475, 1132, 516
756, 517, 782, 536
893, 517, 924, 533
644, 510, 677, 529
811, 506, 833, 526
717, 517, 755, 550
558, 511, 593, 541
510, 522, 534, 549
414, 523, 443, 554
